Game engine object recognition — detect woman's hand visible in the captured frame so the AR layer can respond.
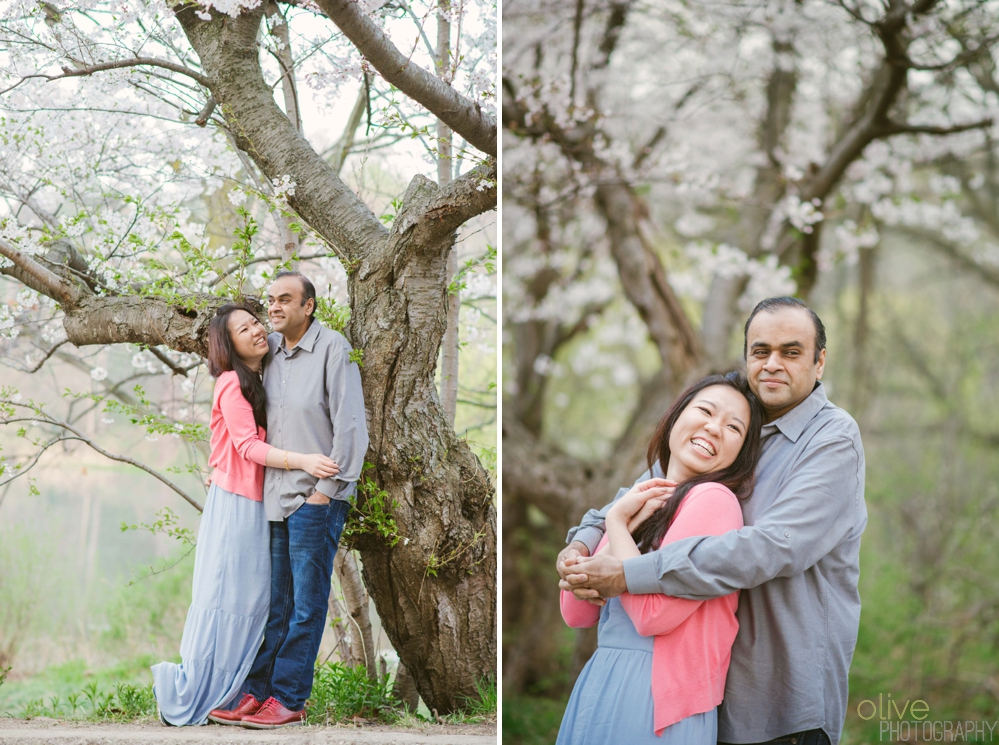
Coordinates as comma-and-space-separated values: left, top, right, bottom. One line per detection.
626, 492, 671, 532
301, 454, 340, 479
607, 478, 675, 529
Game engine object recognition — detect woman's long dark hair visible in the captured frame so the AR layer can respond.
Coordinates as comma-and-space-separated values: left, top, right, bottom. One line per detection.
631, 371, 763, 554
207, 304, 267, 430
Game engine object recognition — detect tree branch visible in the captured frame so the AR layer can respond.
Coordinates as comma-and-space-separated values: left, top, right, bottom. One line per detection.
147, 345, 200, 376
396, 161, 497, 245
313, 0, 496, 156
174, 5, 388, 260
502, 414, 604, 525
0, 434, 79, 486
326, 75, 371, 175
0, 339, 70, 373
893, 224, 999, 289
0, 404, 202, 511
0, 238, 81, 305
0, 56, 211, 95
875, 118, 994, 137
195, 96, 217, 126
60, 293, 219, 356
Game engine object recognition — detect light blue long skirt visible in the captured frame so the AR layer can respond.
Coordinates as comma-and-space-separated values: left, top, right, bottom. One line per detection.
556, 597, 717, 744
151, 483, 270, 725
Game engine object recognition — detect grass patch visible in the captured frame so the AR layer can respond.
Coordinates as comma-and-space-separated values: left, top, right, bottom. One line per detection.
443, 676, 496, 724
16, 680, 156, 722
4, 657, 497, 729
307, 662, 399, 724
0, 655, 163, 717
502, 695, 565, 745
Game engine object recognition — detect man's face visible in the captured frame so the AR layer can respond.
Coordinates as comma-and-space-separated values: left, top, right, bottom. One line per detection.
267, 276, 313, 335
745, 308, 826, 422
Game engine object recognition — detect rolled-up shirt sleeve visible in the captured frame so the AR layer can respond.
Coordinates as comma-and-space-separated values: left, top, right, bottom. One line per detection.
623, 435, 863, 600
313, 341, 369, 501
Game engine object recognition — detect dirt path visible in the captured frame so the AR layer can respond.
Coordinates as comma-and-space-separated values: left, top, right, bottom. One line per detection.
0, 718, 496, 745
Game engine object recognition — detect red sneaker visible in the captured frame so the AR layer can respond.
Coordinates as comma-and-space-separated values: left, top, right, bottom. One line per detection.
239, 697, 306, 729
208, 694, 263, 725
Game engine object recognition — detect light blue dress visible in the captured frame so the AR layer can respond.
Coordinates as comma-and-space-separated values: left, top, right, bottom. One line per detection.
556, 596, 717, 745
151, 483, 270, 725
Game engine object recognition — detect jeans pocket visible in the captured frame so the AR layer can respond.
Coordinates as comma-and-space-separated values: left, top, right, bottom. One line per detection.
327, 500, 350, 547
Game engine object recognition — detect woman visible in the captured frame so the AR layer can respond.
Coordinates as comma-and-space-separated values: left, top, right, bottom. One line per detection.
557, 371, 763, 744
152, 303, 340, 726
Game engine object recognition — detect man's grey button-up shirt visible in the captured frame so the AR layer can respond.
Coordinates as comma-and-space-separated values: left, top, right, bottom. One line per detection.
568, 383, 867, 745
262, 319, 369, 522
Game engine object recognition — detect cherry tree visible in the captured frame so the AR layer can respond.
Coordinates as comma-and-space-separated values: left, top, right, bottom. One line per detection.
0, 0, 496, 711
502, 0, 999, 693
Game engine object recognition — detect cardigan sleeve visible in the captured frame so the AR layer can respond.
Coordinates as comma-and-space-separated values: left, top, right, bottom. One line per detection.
216, 372, 272, 465
618, 483, 743, 637
560, 534, 609, 629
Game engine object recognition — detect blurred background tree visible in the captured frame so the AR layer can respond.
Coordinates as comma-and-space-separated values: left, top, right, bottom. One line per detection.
502, 0, 999, 740
0, 0, 496, 717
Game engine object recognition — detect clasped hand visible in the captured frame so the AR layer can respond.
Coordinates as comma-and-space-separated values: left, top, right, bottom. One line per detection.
556, 478, 675, 603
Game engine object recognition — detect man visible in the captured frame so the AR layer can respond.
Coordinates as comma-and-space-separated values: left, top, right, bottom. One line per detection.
559, 297, 867, 745
209, 271, 368, 729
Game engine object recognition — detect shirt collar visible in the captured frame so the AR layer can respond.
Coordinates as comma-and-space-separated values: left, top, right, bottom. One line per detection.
762, 381, 829, 443
279, 318, 321, 356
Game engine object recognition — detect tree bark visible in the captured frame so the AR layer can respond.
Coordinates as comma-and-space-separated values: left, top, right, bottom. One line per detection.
347, 172, 496, 712
392, 661, 421, 712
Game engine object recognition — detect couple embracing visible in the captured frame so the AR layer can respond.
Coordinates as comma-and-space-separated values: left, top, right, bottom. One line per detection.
151, 271, 369, 729
557, 297, 867, 745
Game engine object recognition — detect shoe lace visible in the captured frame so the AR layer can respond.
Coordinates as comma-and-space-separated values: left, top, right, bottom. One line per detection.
259, 697, 283, 715
237, 694, 257, 709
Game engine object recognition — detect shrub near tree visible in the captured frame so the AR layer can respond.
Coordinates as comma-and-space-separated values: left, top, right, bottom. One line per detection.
0, 0, 496, 713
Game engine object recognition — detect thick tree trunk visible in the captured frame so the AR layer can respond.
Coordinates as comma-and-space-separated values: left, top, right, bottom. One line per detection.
347, 174, 496, 713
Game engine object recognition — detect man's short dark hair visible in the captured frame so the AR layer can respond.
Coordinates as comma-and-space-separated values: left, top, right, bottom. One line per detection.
274, 270, 316, 317
743, 296, 826, 363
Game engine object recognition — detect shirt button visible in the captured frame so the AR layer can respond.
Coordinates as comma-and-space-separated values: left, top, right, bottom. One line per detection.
783, 531, 791, 539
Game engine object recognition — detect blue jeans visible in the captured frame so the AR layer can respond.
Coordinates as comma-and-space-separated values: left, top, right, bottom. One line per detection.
243, 498, 350, 710
720, 730, 831, 745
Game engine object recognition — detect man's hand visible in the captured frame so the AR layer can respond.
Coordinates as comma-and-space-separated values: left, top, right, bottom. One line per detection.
556, 541, 590, 582
560, 553, 628, 600
305, 491, 331, 505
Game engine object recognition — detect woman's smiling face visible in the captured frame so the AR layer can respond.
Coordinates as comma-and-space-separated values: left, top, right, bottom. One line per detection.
227, 309, 269, 365
667, 384, 751, 482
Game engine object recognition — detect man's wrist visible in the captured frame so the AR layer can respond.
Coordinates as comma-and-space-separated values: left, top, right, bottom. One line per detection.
567, 540, 590, 556
571, 527, 605, 555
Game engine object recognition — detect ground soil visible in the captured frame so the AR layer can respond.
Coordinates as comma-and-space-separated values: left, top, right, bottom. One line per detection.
0, 718, 497, 744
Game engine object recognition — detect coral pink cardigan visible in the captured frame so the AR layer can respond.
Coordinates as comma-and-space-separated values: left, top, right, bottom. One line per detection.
208, 370, 272, 501
560, 482, 743, 736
